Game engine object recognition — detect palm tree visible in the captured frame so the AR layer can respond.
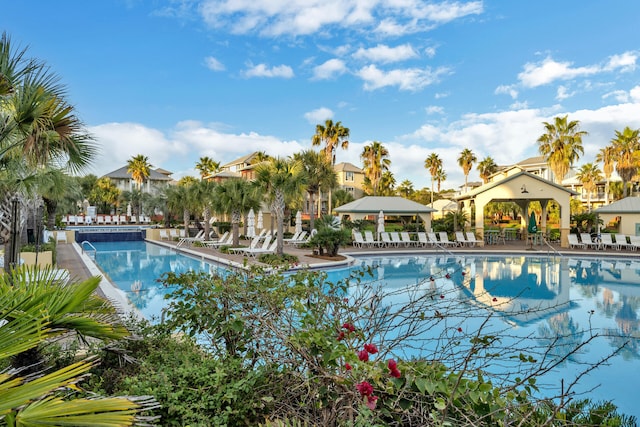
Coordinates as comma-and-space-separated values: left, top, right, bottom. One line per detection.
610, 126, 640, 197
424, 153, 442, 207
127, 154, 152, 191
457, 148, 477, 191
477, 156, 498, 184
293, 150, 337, 232
89, 177, 120, 214
537, 115, 587, 183
212, 179, 260, 246
164, 180, 196, 230
35, 168, 80, 230
397, 179, 414, 198
311, 119, 350, 213
595, 145, 615, 204
435, 167, 446, 193
254, 158, 306, 255
576, 163, 603, 212
195, 156, 220, 179
361, 141, 391, 196
378, 170, 396, 196
190, 179, 217, 239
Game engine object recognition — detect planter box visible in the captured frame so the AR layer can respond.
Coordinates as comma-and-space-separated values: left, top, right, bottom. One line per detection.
20, 250, 53, 267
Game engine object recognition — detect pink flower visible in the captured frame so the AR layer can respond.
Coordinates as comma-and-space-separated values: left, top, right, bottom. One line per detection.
390, 368, 401, 378
337, 331, 346, 341
357, 349, 370, 362
363, 343, 378, 354
345, 363, 352, 371
356, 381, 373, 396
366, 395, 379, 410
387, 359, 401, 378
342, 323, 356, 333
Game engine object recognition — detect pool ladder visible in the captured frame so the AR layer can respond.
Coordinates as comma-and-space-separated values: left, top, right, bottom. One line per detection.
81, 241, 97, 259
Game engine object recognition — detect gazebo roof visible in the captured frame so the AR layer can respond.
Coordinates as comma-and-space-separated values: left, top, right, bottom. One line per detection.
102, 166, 173, 181
594, 197, 640, 214
334, 196, 435, 214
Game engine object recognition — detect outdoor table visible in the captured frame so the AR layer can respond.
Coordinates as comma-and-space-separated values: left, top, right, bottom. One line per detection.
484, 230, 500, 245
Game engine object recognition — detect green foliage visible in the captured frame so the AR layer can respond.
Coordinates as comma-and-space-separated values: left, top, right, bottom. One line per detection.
308, 214, 351, 256
258, 252, 299, 266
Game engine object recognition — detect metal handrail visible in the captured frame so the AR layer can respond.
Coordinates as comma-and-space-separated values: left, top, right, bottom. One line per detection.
542, 236, 564, 258
81, 240, 97, 258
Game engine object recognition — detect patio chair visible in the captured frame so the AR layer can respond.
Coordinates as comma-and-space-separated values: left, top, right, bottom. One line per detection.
119, 215, 127, 224
56, 231, 67, 244
159, 230, 170, 241
389, 232, 403, 247
284, 231, 306, 245
202, 231, 229, 247
580, 233, 601, 250
600, 233, 617, 250
568, 233, 586, 249
364, 230, 383, 247
427, 232, 440, 246
465, 232, 480, 247
177, 230, 206, 247
205, 233, 235, 249
352, 230, 366, 248
438, 232, 457, 247
380, 232, 394, 247
628, 235, 640, 251
454, 231, 467, 247
400, 232, 415, 247
229, 234, 263, 254
103, 215, 112, 224
97, 216, 105, 225
243, 239, 278, 258
615, 234, 631, 250
235, 236, 273, 257
416, 232, 431, 247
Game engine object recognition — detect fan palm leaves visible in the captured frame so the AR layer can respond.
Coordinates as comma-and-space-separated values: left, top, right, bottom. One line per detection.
126, 154, 152, 190
457, 148, 477, 190
537, 115, 586, 183
361, 141, 391, 196
477, 156, 498, 184
610, 126, 640, 197
424, 153, 442, 206
292, 150, 337, 231
213, 179, 260, 246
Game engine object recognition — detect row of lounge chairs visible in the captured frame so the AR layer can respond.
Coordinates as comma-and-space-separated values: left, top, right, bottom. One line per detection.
352, 230, 480, 248
61, 215, 152, 225
569, 232, 640, 251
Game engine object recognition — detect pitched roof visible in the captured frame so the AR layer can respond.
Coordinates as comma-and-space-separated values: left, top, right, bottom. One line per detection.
102, 166, 173, 180
221, 152, 259, 168
455, 170, 577, 200
334, 196, 435, 214
594, 197, 640, 213
334, 162, 363, 173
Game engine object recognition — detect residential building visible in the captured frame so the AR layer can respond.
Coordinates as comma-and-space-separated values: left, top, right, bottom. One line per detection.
334, 162, 365, 199
102, 166, 174, 195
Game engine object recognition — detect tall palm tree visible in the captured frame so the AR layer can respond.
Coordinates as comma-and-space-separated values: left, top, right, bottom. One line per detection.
397, 179, 414, 198
361, 141, 391, 196
457, 148, 477, 191
190, 179, 217, 238
35, 168, 80, 230
610, 126, 640, 197
164, 179, 196, 230
576, 163, 603, 212
595, 145, 615, 204
435, 167, 446, 193
537, 115, 587, 183
477, 156, 498, 184
89, 177, 120, 214
378, 170, 396, 196
424, 153, 442, 207
292, 150, 337, 231
254, 158, 306, 255
126, 154, 152, 191
311, 119, 350, 213
195, 156, 220, 179
212, 179, 260, 246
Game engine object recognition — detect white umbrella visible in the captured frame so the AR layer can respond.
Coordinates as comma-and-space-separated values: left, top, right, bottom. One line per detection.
295, 210, 303, 234
247, 209, 256, 238
126, 203, 132, 217
257, 210, 263, 230
377, 210, 385, 239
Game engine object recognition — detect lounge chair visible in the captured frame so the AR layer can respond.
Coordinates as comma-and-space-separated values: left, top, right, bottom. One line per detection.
615, 234, 631, 250
416, 232, 431, 247
235, 236, 273, 257
364, 231, 383, 247
284, 231, 307, 245
600, 233, 617, 250
580, 233, 601, 250
103, 215, 112, 224
628, 235, 640, 251
229, 234, 263, 254
352, 230, 366, 248
177, 230, 206, 247
427, 232, 440, 246
568, 233, 585, 249
202, 231, 229, 247
380, 232, 394, 247
97, 216, 105, 225
205, 233, 234, 249
438, 232, 457, 247
400, 232, 415, 247
389, 232, 403, 247
119, 215, 127, 224
454, 231, 467, 247
159, 230, 170, 241
56, 231, 67, 244
465, 232, 480, 247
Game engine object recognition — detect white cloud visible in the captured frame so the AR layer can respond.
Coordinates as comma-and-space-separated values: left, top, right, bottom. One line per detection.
304, 107, 334, 124
556, 85, 574, 101
204, 56, 225, 71
356, 64, 450, 91
312, 59, 346, 80
243, 63, 294, 78
602, 90, 629, 103
425, 105, 444, 115
518, 57, 600, 88
495, 84, 518, 99
630, 85, 640, 102
604, 51, 638, 72
353, 43, 418, 63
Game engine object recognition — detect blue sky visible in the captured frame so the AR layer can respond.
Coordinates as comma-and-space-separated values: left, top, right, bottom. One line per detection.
3, 1, 640, 189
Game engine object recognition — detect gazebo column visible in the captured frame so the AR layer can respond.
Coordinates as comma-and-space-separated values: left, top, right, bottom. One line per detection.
540, 200, 548, 232
474, 199, 486, 246
559, 199, 571, 248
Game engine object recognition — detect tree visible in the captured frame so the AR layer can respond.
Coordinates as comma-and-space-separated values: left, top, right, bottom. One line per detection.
311, 119, 350, 213
195, 156, 220, 179
610, 126, 640, 197
457, 148, 477, 191
537, 115, 587, 183
576, 163, 603, 212
378, 170, 396, 196
126, 154, 152, 191
424, 153, 442, 207
435, 166, 447, 193
164, 180, 196, 230
254, 158, 306, 256
89, 177, 120, 214
397, 179, 414, 198
293, 150, 337, 232
190, 179, 217, 239
35, 168, 80, 229
361, 141, 391, 196
596, 145, 615, 204
212, 179, 260, 246
477, 156, 498, 184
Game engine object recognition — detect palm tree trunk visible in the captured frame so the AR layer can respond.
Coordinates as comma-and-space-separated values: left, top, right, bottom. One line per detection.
203, 206, 211, 239
309, 191, 316, 231
232, 210, 241, 246
275, 190, 285, 255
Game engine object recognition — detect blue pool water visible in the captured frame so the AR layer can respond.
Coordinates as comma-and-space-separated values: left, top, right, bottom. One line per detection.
91, 240, 640, 418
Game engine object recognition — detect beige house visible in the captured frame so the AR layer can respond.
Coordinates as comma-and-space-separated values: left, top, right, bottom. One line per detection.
594, 197, 640, 236
334, 162, 365, 199
102, 166, 174, 195
431, 199, 459, 219
455, 167, 577, 247
334, 196, 435, 230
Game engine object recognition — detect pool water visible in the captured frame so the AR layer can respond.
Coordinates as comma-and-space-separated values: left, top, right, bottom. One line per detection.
91, 240, 640, 418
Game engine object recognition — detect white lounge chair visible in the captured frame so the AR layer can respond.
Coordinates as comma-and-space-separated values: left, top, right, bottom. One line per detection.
389, 232, 403, 247
438, 232, 457, 247
568, 233, 585, 249
229, 234, 263, 254
364, 231, 382, 247
427, 232, 440, 246
465, 232, 480, 247
580, 233, 601, 250
454, 231, 467, 247
600, 233, 617, 250
236, 236, 273, 257
352, 230, 366, 248
283, 231, 303, 244
615, 234, 631, 250
380, 232, 393, 247
400, 232, 415, 247
416, 232, 431, 247
119, 215, 127, 225
56, 231, 67, 244
243, 239, 278, 258
628, 235, 640, 251
202, 231, 229, 247
205, 233, 234, 249
159, 230, 170, 241
97, 216, 105, 225
177, 230, 206, 247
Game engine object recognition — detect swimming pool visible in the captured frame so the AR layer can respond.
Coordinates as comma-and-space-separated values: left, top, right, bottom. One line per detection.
90, 240, 640, 418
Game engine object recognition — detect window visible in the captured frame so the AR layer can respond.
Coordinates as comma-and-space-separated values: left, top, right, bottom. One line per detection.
345, 186, 355, 193
345, 172, 354, 181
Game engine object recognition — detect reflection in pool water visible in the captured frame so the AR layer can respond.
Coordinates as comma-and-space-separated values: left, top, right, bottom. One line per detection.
91, 240, 640, 418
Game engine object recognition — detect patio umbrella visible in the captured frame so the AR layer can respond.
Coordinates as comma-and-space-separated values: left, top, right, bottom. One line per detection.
527, 211, 538, 234
247, 209, 256, 238
377, 210, 385, 239
295, 210, 303, 234
126, 203, 132, 217
257, 210, 264, 230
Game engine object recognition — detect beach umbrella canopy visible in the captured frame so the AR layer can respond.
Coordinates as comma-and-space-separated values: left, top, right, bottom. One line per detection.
295, 210, 303, 234
377, 210, 385, 238
257, 210, 263, 229
247, 209, 256, 238
126, 203, 132, 217
527, 211, 538, 233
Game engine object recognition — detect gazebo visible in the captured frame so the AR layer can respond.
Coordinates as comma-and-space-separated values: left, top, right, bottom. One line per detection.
334, 196, 435, 230
594, 197, 640, 236
455, 168, 577, 247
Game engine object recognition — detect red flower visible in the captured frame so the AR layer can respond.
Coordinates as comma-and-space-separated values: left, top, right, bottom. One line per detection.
342, 323, 356, 333
457, 327, 463, 332
445, 273, 451, 279
492, 297, 498, 302
440, 294, 445, 299
337, 331, 346, 341
343, 298, 349, 303
345, 363, 352, 371
356, 381, 373, 396
429, 276, 434, 281
366, 395, 379, 410
462, 271, 466, 276
387, 359, 401, 378
363, 343, 378, 354
357, 349, 370, 362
